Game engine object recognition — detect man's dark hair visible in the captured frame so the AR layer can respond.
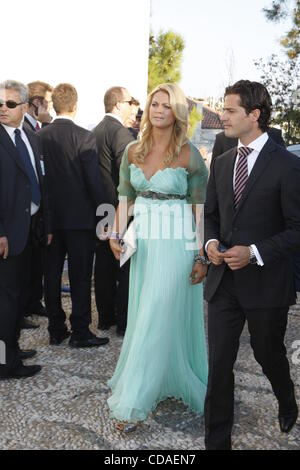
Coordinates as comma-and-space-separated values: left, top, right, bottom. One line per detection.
225, 80, 272, 132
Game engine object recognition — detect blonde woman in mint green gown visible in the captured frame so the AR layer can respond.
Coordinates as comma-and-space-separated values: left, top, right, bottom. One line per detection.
108, 83, 208, 431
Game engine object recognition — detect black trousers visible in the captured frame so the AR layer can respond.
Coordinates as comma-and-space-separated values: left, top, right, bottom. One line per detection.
294, 252, 300, 292
44, 230, 95, 338
24, 243, 44, 314
204, 267, 295, 450
0, 232, 32, 376
94, 239, 129, 329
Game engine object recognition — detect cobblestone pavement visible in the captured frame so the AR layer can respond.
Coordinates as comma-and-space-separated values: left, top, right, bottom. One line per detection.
0, 292, 299, 450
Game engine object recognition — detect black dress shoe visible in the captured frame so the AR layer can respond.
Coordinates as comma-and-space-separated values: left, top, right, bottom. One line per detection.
50, 331, 71, 345
69, 334, 109, 348
18, 349, 37, 360
279, 408, 298, 433
0, 364, 42, 380
20, 318, 40, 330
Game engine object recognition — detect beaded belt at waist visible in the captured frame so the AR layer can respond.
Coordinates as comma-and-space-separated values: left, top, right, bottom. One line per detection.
136, 191, 186, 200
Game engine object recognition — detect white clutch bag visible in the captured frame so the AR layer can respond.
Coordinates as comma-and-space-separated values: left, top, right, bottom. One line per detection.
120, 220, 137, 267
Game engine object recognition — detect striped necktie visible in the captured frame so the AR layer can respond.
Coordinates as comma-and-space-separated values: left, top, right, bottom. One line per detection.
234, 146, 253, 209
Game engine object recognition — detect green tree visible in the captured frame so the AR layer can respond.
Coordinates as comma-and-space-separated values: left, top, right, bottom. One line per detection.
263, 0, 300, 58
188, 106, 202, 139
148, 30, 185, 94
255, 54, 300, 144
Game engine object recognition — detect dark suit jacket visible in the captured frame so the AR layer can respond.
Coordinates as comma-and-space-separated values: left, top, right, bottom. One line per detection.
204, 137, 300, 309
92, 115, 135, 207
211, 127, 285, 161
24, 115, 49, 132
0, 124, 51, 256
39, 119, 105, 230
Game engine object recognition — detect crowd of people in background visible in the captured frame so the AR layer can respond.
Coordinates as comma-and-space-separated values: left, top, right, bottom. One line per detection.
0, 81, 141, 379
0, 78, 299, 450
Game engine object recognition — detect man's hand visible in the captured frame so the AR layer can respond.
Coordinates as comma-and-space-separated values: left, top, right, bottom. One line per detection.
207, 241, 224, 266
190, 262, 207, 285
220, 245, 250, 270
97, 225, 110, 241
0, 237, 9, 259
47, 234, 53, 246
109, 239, 125, 261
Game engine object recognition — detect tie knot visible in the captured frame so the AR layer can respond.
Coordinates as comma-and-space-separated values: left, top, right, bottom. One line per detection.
238, 146, 253, 158
14, 128, 21, 136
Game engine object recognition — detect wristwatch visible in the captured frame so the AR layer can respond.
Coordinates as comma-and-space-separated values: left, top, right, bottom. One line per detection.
249, 246, 257, 265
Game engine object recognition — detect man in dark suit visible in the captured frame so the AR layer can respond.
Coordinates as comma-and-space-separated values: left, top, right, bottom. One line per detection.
18, 81, 54, 330
24, 81, 53, 132
40, 83, 109, 348
204, 80, 300, 450
0, 80, 52, 379
212, 127, 285, 161
93, 86, 135, 336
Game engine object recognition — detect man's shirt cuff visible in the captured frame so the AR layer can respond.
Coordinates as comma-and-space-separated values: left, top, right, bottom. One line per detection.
251, 244, 264, 266
205, 239, 219, 253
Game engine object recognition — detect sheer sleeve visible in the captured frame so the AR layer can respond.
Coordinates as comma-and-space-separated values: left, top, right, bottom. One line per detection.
117, 142, 137, 201
187, 143, 208, 204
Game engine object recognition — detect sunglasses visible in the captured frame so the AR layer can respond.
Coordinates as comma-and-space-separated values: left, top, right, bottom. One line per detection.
0, 100, 25, 109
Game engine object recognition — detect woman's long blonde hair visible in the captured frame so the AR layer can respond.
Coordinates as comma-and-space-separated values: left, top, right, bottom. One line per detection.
133, 83, 189, 166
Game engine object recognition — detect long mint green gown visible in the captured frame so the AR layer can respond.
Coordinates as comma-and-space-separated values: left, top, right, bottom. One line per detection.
107, 142, 208, 423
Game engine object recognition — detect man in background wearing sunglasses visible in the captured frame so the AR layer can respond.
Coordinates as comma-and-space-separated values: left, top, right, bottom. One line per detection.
92, 87, 135, 337
19, 81, 54, 333
0, 80, 52, 379
25, 81, 53, 132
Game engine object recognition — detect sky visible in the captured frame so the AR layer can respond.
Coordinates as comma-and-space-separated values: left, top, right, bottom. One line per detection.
1, 0, 293, 126
151, 0, 292, 99
1, 0, 151, 128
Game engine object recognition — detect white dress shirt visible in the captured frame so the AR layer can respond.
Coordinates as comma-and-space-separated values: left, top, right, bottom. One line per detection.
2, 122, 40, 215
105, 113, 123, 125
25, 112, 39, 130
54, 115, 74, 122
206, 132, 269, 266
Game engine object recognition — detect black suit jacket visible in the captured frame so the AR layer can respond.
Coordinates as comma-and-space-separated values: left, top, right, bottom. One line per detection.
23, 116, 36, 132
0, 124, 51, 256
39, 119, 105, 230
23, 115, 49, 132
204, 137, 300, 309
93, 115, 135, 207
211, 127, 285, 161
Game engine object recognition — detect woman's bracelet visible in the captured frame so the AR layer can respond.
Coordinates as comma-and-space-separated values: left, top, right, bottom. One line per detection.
111, 231, 120, 240
194, 254, 211, 265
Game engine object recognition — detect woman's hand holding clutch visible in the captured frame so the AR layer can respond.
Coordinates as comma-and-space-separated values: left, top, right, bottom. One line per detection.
190, 262, 207, 285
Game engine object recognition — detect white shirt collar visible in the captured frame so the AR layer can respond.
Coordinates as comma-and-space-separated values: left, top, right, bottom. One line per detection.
55, 115, 74, 122
25, 113, 38, 129
105, 113, 123, 125
1, 120, 24, 139
238, 132, 269, 153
